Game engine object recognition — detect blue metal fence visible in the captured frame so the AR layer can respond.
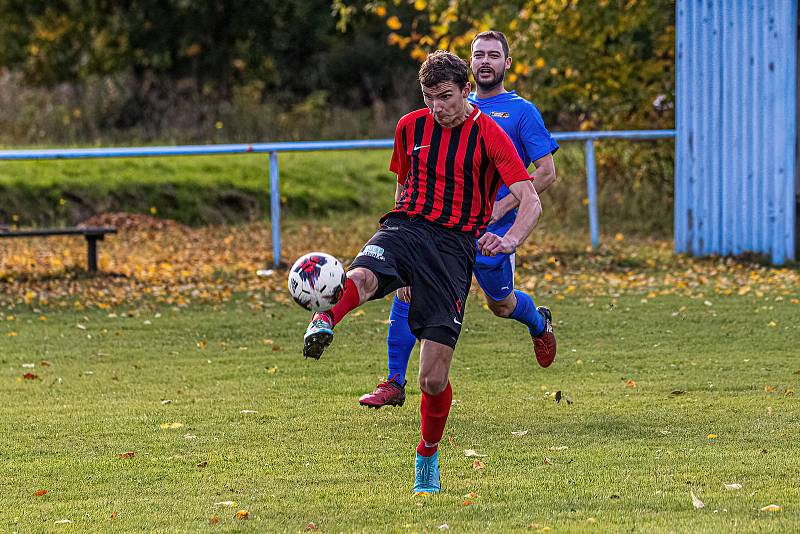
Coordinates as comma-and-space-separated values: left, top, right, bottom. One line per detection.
675, 0, 798, 265
0, 130, 675, 267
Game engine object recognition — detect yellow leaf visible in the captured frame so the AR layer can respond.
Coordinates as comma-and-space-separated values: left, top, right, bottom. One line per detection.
267, 367, 278, 374
197, 339, 207, 349
374, 6, 386, 17
352, 310, 366, 317
615, 233, 625, 242
160, 422, 183, 429
235, 510, 250, 520
464, 491, 479, 498
760, 504, 781, 512
472, 459, 485, 470
209, 514, 219, 525
707, 434, 717, 439
534, 57, 545, 69
414, 0, 426, 10
386, 15, 402, 30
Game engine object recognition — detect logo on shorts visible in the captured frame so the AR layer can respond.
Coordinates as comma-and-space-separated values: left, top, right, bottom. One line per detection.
358, 245, 385, 261
489, 111, 510, 118
455, 298, 463, 315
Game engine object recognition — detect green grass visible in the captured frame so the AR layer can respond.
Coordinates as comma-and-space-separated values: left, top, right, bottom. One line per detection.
1, 293, 798, 532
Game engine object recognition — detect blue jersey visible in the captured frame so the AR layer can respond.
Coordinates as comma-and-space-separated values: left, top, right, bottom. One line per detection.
467, 91, 558, 236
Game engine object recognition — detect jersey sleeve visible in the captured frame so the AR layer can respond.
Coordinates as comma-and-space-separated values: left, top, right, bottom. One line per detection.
389, 118, 411, 185
485, 120, 532, 188
518, 102, 559, 163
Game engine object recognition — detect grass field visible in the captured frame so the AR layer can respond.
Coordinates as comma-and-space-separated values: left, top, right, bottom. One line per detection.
1, 290, 798, 532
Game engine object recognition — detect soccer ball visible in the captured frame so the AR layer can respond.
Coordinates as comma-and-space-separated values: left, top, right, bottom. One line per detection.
287, 252, 346, 312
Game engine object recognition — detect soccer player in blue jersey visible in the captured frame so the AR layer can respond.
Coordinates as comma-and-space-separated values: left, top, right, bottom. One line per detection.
359, 31, 559, 408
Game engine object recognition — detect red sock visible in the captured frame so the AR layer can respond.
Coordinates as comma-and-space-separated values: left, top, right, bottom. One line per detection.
328, 277, 360, 326
417, 382, 452, 456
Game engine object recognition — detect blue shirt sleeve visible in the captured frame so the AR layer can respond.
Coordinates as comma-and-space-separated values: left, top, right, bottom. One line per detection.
518, 102, 559, 164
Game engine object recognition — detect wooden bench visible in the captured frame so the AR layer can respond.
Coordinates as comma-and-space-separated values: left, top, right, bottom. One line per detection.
0, 227, 117, 273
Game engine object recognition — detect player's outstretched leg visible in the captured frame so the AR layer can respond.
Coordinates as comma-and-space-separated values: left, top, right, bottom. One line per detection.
359, 295, 415, 407
303, 270, 374, 359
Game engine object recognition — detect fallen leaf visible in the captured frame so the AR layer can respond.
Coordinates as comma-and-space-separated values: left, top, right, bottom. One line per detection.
161, 399, 172, 405
543, 456, 552, 465
724, 483, 742, 490
464, 449, 487, 458
34, 489, 48, 497
764, 385, 776, 393
23, 373, 39, 380
550, 446, 569, 451
54, 519, 73, 524
462, 499, 475, 506
305, 522, 319, 531
197, 460, 208, 468
240, 410, 258, 414
438, 524, 449, 530
214, 501, 237, 507
76, 324, 87, 330
473, 459, 485, 470
21, 363, 35, 368
160, 422, 183, 429
267, 367, 278, 374
511, 430, 529, 437
707, 434, 717, 439
670, 389, 685, 396
197, 339, 207, 349
116, 451, 136, 459
235, 510, 249, 520
352, 310, 365, 317
690, 490, 705, 509
625, 379, 637, 388
209, 515, 219, 525
111, 512, 118, 520
760, 504, 781, 512
554, 390, 562, 402
39, 360, 50, 367
464, 492, 479, 499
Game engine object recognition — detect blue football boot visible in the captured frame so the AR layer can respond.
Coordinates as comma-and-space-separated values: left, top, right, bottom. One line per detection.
413, 450, 441, 495
303, 312, 333, 359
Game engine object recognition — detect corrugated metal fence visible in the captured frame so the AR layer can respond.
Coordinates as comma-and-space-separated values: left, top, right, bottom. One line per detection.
675, 0, 798, 264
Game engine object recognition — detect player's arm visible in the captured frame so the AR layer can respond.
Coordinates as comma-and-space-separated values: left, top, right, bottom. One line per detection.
489, 154, 555, 224
395, 182, 405, 204
478, 127, 542, 256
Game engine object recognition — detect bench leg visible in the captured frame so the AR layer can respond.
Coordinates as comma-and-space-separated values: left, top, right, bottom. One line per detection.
86, 236, 98, 273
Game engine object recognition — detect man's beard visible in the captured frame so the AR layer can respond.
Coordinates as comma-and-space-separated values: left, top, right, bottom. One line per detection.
474, 68, 505, 91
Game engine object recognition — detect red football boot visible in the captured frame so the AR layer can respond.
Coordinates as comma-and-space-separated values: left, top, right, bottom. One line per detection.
532, 306, 557, 368
359, 377, 406, 408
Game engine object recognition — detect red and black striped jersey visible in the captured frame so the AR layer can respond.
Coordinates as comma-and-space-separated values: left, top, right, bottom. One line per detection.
384, 106, 531, 237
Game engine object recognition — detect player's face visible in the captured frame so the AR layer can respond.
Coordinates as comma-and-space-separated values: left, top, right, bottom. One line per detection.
470, 38, 511, 90
421, 81, 470, 128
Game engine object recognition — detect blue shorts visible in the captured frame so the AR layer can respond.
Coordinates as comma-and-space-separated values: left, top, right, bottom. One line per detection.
474, 251, 515, 301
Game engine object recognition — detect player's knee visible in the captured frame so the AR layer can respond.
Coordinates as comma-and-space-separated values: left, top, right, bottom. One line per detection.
419, 372, 448, 395
486, 297, 514, 318
348, 268, 378, 301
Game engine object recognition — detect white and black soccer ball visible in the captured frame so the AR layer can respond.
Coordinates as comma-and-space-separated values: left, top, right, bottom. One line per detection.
287, 252, 346, 312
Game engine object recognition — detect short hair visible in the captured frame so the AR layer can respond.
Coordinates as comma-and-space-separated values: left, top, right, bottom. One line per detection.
418, 50, 469, 89
471, 31, 510, 58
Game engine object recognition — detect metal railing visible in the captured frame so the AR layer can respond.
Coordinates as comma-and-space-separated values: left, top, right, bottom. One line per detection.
0, 130, 675, 267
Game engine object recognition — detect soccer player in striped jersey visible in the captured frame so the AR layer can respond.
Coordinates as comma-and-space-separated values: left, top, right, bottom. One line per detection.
302, 50, 543, 494
359, 31, 558, 410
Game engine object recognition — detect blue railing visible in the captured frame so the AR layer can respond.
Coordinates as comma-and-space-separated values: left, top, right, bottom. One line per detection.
0, 130, 675, 267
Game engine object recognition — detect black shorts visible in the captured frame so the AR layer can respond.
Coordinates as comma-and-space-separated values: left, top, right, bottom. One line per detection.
349, 216, 474, 348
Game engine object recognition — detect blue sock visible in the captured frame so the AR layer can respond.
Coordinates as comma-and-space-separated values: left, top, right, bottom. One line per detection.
387, 296, 416, 384
509, 290, 545, 337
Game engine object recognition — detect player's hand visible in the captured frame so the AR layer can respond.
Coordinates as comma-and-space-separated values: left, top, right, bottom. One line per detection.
477, 232, 518, 256
396, 286, 412, 303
